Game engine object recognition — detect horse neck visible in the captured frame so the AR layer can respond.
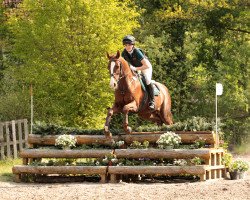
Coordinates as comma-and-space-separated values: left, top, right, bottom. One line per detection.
119, 57, 133, 78
118, 57, 140, 95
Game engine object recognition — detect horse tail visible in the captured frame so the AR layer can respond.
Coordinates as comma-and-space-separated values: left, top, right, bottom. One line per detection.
155, 82, 173, 125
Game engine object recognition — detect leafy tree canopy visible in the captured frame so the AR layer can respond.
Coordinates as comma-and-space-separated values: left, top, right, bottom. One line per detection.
3, 0, 139, 128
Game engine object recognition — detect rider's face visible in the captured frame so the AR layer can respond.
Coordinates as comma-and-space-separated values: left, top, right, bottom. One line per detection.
124, 44, 134, 52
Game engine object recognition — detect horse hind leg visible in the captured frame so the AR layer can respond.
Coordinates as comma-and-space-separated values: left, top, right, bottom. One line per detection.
160, 100, 173, 125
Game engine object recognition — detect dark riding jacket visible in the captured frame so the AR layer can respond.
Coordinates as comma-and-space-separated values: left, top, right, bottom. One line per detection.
121, 48, 147, 67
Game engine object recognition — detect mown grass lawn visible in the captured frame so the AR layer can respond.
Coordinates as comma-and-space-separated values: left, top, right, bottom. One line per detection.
0, 158, 22, 182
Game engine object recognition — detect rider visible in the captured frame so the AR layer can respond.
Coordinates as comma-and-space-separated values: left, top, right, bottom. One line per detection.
121, 35, 155, 110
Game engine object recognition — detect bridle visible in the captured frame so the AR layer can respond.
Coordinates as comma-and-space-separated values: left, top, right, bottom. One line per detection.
110, 59, 126, 83
109, 58, 137, 94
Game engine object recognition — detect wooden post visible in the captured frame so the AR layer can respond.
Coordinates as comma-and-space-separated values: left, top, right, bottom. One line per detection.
14, 174, 21, 183
110, 174, 117, 183
12, 120, 18, 159
18, 120, 23, 151
199, 174, 206, 181
6, 122, 11, 158
205, 153, 212, 179
100, 174, 107, 183
217, 153, 222, 178
0, 122, 4, 160
211, 153, 216, 179
23, 119, 29, 148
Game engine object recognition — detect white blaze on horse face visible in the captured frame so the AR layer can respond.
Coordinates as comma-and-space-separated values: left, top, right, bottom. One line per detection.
109, 61, 117, 90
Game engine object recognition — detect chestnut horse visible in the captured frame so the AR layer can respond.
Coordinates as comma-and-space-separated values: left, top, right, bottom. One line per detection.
104, 51, 173, 135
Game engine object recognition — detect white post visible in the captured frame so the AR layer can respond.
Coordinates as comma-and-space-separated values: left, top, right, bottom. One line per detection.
215, 83, 223, 147
30, 85, 33, 135
215, 91, 218, 145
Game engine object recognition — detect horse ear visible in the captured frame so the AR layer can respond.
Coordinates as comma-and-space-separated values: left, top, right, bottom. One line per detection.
106, 52, 111, 59
116, 50, 120, 59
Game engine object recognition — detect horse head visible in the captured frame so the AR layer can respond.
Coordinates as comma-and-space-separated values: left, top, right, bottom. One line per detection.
107, 51, 123, 90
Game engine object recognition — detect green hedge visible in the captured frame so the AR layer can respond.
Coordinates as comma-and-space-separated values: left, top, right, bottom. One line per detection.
33, 116, 215, 136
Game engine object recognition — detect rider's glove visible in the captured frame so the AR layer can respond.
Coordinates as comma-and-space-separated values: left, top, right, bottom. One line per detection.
130, 65, 137, 71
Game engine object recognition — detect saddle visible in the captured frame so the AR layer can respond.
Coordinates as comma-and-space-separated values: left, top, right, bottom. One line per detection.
136, 73, 160, 112
137, 73, 160, 96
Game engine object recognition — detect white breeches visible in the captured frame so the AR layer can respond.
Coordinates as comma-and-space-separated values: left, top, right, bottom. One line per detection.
141, 59, 152, 85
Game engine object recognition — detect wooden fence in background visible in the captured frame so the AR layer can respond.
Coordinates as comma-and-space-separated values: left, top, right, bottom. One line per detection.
0, 119, 29, 159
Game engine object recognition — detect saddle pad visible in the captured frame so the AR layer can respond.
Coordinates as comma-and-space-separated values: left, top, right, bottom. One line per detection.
138, 75, 160, 96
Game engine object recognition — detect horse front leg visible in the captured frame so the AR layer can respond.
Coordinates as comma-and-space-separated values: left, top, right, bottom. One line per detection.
122, 101, 138, 134
104, 105, 120, 138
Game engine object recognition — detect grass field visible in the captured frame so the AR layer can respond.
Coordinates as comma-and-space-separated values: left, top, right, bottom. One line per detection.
0, 158, 22, 182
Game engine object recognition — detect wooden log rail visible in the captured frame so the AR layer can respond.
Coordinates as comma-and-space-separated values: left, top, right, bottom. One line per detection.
115, 149, 211, 159
19, 148, 211, 165
108, 165, 208, 182
12, 165, 107, 183
27, 131, 216, 147
20, 149, 112, 165
108, 148, 225, 182
15, 148, 225, 182
20, 148, 211, 160
123, 131, 216, 145
20, 149, 111, 159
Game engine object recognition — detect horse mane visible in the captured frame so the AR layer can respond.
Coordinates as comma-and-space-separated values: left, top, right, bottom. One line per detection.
118, 56, 128, 66
118, 56, 131, 75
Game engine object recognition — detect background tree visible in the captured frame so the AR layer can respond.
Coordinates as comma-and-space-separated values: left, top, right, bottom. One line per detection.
1, 0, 139, 128
133, 0, 249, 144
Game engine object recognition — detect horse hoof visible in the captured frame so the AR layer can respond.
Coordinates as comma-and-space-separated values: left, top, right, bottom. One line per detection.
104, 129, 112, 138
126, 127, 132, 134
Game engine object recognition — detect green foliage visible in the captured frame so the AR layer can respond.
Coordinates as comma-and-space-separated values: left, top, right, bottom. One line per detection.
32, 121, 121, 135
0, 158, 22, 182
136, 116, 214, 132
32, 116, 215, 135
194, 137, 206, 148
129, 140, 149, 149
2, 0, 139, 128
190, 157, 203, 165
229, 160, 249, 172
222, 152, 233, 168
133, 0, 249, 145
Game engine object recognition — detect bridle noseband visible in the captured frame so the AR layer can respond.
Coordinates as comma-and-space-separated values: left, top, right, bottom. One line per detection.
109, 58, 136, 94
110, 59, 126, 83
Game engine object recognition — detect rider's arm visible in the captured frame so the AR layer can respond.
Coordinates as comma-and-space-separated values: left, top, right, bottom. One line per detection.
134, 58, 152, 71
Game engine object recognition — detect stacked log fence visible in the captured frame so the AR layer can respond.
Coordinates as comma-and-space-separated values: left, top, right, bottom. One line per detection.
12, 131, 226, 183
0, 119, 29, 159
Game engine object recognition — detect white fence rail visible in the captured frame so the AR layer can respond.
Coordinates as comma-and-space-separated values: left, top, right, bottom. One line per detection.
0, 119, 29, 159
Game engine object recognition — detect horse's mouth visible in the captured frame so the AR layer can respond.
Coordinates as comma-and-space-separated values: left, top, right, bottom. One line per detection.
110, 77, 118, 90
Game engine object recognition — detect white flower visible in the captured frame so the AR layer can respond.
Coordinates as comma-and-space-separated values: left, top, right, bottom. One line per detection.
95, 161, 100, 166
111, 158, 118, 163
55, 134, 77, 148
116, 140, 125, 147
156, 132, 181, 149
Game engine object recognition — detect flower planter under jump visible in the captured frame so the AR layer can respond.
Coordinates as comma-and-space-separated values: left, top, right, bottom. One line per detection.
12, 131, 225, 183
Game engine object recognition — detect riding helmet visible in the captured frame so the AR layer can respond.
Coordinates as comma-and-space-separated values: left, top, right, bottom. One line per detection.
122, 35, 135, 45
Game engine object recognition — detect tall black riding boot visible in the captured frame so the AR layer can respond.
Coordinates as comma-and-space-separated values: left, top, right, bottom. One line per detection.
147, 83, 155, 110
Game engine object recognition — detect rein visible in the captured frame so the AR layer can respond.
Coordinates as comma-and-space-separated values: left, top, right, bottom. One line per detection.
111, 60, 136, 94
